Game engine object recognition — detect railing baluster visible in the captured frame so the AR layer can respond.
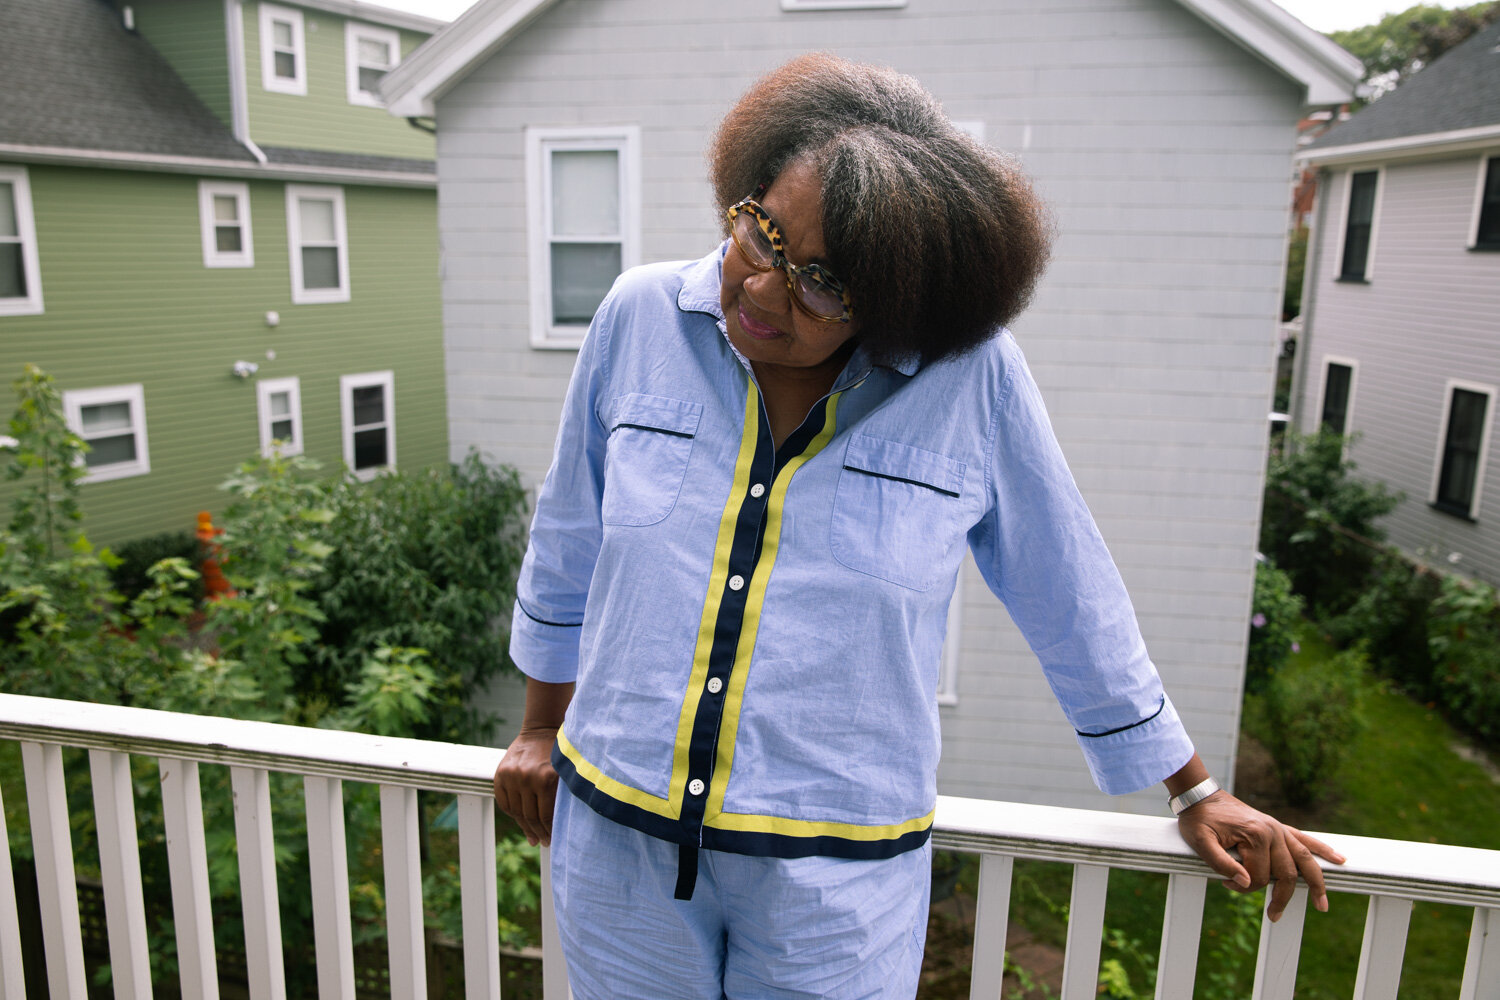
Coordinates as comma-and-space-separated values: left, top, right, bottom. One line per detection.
380, 783, 426, 999
230, 766, 287, 1000
1154, 872, 1207, 999
457, 793, 501, 1000
159, 757, 220, 1000
1251, 885, 1308, 1000
539, 846, 571, 1000
303, 776, 355, 1000
19, 742, 87, 1000
0, 778, 27, 1000
1461, 906, 1500, 1000
968, 853, 1014, 1000
1059, 863, 1109, 1000
1352, 894, 1412, 999
89, 749, 153, 1000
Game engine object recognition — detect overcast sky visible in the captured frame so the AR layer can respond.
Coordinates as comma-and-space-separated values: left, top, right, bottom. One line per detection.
379, 0, 1413, 33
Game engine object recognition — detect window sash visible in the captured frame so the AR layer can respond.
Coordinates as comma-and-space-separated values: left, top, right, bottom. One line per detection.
0, 167, 43, 314
199, 181, 253, 268
340, 372, 394, 479
346, 23, 401, 106
1339, 171, 1378, 280
63, 385, 149, 482
257, 377, 303, 457
1476, 157, 1500, 249
1321, 363, 1353, 435
286, 186, 349, 303
260, 4, 305, 95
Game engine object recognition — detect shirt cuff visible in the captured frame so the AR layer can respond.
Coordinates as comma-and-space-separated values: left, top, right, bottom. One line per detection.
509, 601, 582, 684
1073, 694, 1196, 796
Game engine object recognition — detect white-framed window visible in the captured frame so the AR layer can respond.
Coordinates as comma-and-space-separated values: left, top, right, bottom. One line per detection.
1468, 153, 1500, 250
259, 3, 306, 96
1334, 167, 1382, 282
782, 0, 907, 9
198, 180, 254, 268
256, 376, 303, 457
345, 22, 401, 107
285, 185, 350, 304
1430, 379, 1495, 521
1316, 356, 1358, 437
525, 126, 641, 349
0, 164, 44, 316
340, 371, 394, 480
62, 384, 150, 483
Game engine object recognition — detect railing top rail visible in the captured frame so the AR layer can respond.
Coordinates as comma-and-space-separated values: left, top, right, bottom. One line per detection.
3, 693, 1497, 908
0, 692, 499, 796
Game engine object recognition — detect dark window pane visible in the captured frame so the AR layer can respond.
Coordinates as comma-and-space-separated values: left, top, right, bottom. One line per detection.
216, 225, 243, 253
85, 433, 137, 468
352, 385, 385, 427
271, 418, 294, 441
275, 51, 297, 80
1436, 388, 1489, 516
1340, 171, 1377, 279
302, 246, 339, 289
0, 243, 24, 298
1321, 363, 1353, 434
551, 242, 621, 325
1477, 158, 1500, 247
353, 427, 388, 469
359, 66, 385, 95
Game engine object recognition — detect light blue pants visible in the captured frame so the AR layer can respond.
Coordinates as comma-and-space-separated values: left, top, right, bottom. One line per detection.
551, 782, 932, 999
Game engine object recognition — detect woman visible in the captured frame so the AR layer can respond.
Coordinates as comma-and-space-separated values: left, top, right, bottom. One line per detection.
494, 53, 1342, 999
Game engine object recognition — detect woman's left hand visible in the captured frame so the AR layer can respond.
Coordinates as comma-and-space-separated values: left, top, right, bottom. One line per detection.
1176, 791, 1346, 922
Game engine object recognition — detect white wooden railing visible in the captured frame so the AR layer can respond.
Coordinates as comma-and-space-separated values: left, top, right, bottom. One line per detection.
1, 692, 1497, 1000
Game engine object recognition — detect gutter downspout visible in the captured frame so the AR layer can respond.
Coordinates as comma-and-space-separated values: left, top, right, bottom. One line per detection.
224, 0, 268, 165
1287, 166, 1331, 437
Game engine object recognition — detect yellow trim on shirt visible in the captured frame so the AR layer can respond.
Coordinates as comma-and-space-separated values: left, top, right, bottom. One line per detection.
706, 392, 843, 822
669, 382, 762, 808
556, 728, 676, 819
705, 807, 937, 842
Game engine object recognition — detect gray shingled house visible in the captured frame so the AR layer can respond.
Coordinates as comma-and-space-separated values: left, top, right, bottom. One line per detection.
381, 0, 1360, 813
1293, 17, 1500, 585
0, 0, 449, 544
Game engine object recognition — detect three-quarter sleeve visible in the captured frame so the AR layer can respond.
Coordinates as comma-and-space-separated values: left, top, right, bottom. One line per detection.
967, 339, 1195, 795
508, 298, 613, 684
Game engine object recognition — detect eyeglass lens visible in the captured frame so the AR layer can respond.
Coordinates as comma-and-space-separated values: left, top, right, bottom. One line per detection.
731, 211, 845, 319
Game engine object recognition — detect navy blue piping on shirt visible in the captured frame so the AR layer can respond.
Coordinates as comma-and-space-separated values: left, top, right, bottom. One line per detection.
1075, 695, 1165, 738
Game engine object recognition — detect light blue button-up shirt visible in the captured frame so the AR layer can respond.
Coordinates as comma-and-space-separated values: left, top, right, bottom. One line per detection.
511, 243, 1195, 861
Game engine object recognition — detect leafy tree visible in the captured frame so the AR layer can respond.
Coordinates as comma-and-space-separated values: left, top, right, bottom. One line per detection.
1329, 2, 1500, 102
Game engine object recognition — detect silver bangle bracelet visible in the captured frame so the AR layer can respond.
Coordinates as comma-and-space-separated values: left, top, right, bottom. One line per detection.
1169, 776, 1221, 815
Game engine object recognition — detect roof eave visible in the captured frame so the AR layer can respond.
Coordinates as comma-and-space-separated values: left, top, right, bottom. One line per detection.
1174, 0, 1363, 106
294, 0, 444, 33
0, 143, 437, 188
380, 0, 563, 119
1296, 124, 1500, 167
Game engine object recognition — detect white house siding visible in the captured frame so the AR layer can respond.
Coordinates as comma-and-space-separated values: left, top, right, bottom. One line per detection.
441, 0, 1303, 814
1297, 157, 1500, 585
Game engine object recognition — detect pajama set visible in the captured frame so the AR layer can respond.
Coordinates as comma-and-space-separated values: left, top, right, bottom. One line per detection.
509, 243, 1195, 998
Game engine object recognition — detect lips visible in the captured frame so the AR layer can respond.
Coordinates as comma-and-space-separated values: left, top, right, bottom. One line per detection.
736, 302, 784, 341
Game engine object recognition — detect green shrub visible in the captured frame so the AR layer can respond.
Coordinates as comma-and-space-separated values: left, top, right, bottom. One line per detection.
1259, 432, 1400, 616
1261, 647, 1368, 807
1246, 560, 1303, 694
109, 530, 201, 603
1428, 575, 1500, 747
1324, 552, 1440, 696
308, 450, 529, 745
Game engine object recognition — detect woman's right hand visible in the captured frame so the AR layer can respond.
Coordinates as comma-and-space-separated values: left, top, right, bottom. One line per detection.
493, 725, 563, 846
492, 678, 575, 847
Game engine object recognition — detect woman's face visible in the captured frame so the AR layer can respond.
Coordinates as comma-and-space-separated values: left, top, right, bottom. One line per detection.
720, 158, 858, 381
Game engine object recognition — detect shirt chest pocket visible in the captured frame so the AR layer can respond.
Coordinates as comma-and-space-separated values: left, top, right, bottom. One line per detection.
830, 434, 969, 591
601, 393, 703, 527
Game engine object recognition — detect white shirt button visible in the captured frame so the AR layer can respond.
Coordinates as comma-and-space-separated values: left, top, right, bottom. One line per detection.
688, 779, 705, 796
728, 575, 745, 591
707, 677, 723, 694
750, 483, 766, 498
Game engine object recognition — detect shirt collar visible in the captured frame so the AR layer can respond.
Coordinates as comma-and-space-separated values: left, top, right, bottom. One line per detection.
676, 240, 922, 381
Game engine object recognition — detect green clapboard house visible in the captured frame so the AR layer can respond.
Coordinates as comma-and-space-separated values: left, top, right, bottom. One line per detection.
0, 0, 449, 545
